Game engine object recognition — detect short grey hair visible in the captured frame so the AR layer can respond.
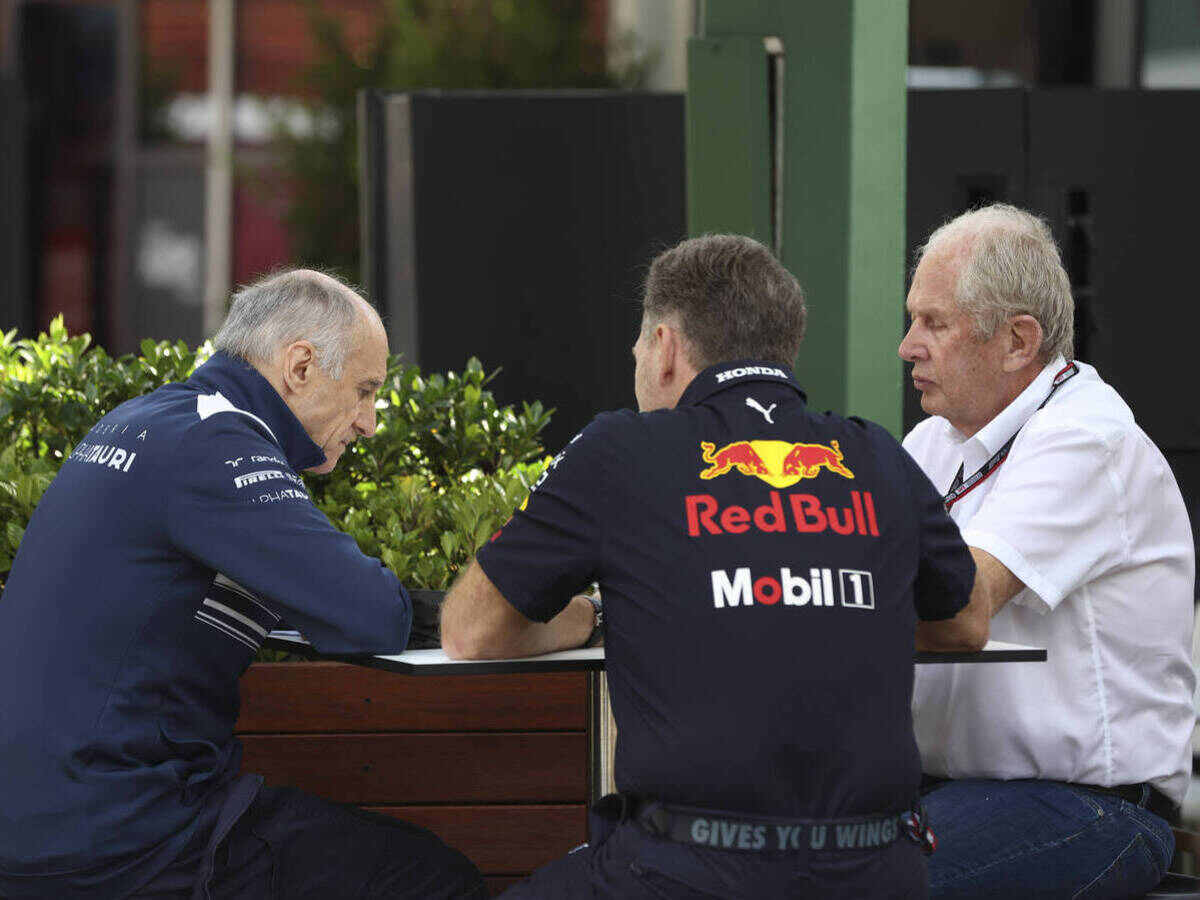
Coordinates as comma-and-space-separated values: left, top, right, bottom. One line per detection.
643, 234, 807, 370
918, 204, 1075, 362
213, 269, 376, 379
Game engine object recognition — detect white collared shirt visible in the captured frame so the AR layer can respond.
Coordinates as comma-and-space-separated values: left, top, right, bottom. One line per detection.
903, 356, 1196, 803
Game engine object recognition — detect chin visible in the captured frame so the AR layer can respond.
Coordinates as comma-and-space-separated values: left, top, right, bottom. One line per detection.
918, 395, 941, 418
306, 456, 338, 476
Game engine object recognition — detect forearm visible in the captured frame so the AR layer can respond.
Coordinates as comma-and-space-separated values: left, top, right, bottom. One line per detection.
457, 595, 594, 660
915, 547, 1024, 651
915, 553, 993, 652
915, 603, 989, 651
440, 561, 595, 659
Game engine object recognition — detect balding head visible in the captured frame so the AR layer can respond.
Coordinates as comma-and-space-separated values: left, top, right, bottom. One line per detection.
213, 269, 384, 379
213, 269, 389, 473
915, 204, 1074, 363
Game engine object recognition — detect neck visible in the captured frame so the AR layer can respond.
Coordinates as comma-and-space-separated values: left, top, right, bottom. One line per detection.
952, 362, 1045, 439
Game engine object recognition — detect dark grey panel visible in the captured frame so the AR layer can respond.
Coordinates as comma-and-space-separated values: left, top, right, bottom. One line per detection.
364, 91, 686, 452
0, 77, 30, 336
1028, 89, 1200, 455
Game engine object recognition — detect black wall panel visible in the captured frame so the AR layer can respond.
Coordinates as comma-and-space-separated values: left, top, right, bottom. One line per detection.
364, 91, 685, 452
0, 77, 30, 336
1028, 90, 1200, 453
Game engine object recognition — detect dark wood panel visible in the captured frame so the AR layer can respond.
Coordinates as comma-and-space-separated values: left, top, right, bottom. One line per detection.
240, 733, 588, 804
371, 804, 585, 875
236, 662, 588, 733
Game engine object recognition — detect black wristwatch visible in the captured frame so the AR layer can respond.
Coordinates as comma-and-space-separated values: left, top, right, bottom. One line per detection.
585, 592, 604, 647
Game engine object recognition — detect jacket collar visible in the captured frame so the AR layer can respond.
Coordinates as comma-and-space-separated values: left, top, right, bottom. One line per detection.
677, 359, 807, 408
188, 352, 326, 471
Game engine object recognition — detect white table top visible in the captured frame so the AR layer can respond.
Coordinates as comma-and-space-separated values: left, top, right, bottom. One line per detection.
263, 632, 1045, 675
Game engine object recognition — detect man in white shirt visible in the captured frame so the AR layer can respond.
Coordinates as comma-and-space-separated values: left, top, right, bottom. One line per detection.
900, 203, 1195, 898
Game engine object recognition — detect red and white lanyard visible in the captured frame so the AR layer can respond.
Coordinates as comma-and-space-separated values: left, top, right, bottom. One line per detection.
942, 362, 1078, 512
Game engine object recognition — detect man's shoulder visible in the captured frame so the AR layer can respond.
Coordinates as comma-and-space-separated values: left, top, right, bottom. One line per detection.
577, 406, 672, 446
1028, 362, 1133, 440
1004, 364, 1143, 468
94, 380, 283, 473
588, 407, 641, 434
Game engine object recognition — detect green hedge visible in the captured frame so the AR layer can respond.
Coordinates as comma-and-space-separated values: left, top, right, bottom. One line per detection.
0, 317, 551, 593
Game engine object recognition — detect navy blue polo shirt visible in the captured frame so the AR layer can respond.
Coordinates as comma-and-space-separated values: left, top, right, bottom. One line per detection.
478, 360, 974, 819
0, 352, 411, 899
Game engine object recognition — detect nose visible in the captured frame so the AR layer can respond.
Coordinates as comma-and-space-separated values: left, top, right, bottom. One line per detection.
354, 401, 378, 439
898, 323, 923, 362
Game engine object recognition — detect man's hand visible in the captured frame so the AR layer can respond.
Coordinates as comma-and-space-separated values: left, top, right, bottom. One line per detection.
440, 561, 596, 660
916, 547, 1025, 652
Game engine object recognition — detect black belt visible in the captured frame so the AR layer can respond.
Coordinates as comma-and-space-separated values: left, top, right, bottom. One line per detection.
1071, 782, 1180, 826
628, 798, 935, 854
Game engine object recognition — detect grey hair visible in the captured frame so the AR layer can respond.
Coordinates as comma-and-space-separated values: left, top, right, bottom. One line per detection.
213, 269, 376, 379
918, 204, 1075, 362
642, 234, 807, 370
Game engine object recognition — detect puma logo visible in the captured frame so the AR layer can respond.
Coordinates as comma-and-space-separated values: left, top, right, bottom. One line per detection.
746, 397, 777, 424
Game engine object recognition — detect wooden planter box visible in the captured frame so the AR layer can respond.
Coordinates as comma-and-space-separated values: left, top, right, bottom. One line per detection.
236, 661, 590, 895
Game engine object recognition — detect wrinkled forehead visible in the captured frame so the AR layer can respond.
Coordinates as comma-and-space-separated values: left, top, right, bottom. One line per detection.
907, 242, 968, 314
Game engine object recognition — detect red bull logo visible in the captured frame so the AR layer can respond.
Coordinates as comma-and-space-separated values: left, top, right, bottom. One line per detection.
685, 490, 880, 538
699, 439, 854, 488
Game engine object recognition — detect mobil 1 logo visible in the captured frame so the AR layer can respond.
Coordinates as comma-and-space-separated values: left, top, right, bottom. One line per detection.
710, 566, 875, 611
838, 569, 874, 610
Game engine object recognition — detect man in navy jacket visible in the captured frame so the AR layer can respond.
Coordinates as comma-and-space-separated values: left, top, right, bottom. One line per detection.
0, 270, 485, 899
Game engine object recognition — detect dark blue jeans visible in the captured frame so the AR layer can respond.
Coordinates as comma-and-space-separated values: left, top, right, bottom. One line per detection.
132, 786, 487, 900
500, 802, 927, 898
922, 779, 1173, 899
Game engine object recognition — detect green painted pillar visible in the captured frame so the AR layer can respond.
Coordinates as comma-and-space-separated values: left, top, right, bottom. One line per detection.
687, 0, 908, 435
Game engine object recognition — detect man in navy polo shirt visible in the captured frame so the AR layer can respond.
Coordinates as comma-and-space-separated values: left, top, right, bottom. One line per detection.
441, 235, 986, 898
0, 270, 485, 899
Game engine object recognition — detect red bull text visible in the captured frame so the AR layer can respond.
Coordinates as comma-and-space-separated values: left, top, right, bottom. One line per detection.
685, 490, 879, 538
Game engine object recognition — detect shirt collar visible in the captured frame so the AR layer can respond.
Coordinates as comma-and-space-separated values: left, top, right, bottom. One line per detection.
962, 354, 1068, 471
677, 359, 807, 408
188, 351, 326, 471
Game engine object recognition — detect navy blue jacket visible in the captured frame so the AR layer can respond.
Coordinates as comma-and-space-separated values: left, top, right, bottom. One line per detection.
479, 361, 973, 819
0, 352, 411, 898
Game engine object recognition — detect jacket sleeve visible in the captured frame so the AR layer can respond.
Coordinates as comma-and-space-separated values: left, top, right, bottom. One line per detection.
165, 415, 411, 654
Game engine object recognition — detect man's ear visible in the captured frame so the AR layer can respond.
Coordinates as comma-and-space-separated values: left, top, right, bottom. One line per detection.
280, 340, 319, 395
1002, 315, 1044, 373
654, 322, 679, 386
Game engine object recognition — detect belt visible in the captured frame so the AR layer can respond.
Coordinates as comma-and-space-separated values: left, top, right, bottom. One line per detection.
629, 798, 935, 854
1070, 782, 1180, 826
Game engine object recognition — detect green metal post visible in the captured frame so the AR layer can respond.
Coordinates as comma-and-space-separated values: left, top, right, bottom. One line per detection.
686, 36, 772, 243
687, 0, 908, 435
